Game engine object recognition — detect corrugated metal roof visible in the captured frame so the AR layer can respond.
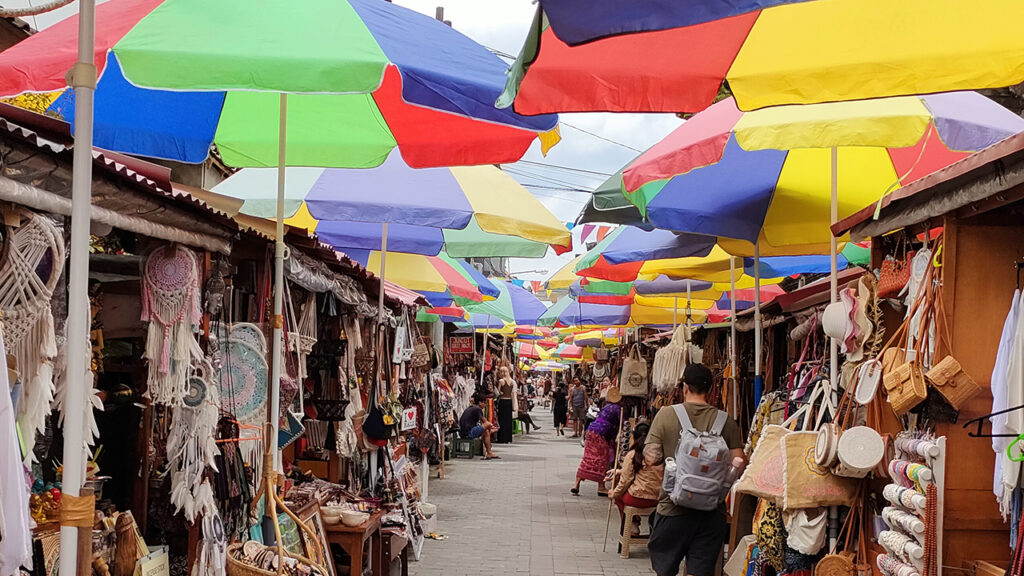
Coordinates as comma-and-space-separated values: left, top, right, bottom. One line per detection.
833, 131, 1024, 237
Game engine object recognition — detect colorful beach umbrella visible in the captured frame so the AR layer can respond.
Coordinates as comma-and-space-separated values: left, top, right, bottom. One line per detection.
0, 0, 558, 168
497, 0, 1024, 115
574, 226, 716, 277
466, 279, 549, 326
623, 93, 1024, 255
212, 158, 570, 256
539, 296, 708, 328
350, 252, 485, 302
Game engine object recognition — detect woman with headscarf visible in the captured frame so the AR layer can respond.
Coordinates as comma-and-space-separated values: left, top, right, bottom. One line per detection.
496, 366, 516, 444
571, 399, 621, 496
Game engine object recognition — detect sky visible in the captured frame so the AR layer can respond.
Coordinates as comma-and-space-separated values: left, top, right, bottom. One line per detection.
4, 0, 683, 284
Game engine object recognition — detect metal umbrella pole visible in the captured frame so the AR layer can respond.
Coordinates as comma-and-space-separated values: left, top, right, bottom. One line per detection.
729, 257, 738, 418
753, 240, 763, 403
59, 0, 97, 573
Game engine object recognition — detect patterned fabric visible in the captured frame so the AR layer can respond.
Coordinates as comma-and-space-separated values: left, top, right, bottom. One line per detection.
577, 431, 614, 482
754, 499, 786, 571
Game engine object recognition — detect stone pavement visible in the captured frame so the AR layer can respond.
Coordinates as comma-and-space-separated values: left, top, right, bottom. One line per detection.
412, 407, 656, 576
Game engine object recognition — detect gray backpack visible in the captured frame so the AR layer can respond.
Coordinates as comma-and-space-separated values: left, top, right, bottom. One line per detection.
663, 405, 731, 511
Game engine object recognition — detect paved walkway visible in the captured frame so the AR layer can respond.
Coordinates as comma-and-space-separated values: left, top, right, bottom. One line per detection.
412, 407, 656, 576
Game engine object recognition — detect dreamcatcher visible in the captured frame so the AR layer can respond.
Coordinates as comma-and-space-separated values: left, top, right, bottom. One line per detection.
0, 208, 65, 464
213, 324, 268, 482
141, 244, 201, 406
168, 342, 221, 522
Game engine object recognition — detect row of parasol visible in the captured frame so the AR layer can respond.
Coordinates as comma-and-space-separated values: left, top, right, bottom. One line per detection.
6, 1, 1024, 571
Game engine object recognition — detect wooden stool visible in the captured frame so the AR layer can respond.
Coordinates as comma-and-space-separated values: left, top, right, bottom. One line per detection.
619, 506, 656, 558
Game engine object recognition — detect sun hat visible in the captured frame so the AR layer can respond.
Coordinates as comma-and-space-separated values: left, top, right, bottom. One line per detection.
821, 297, 853, 343
605, 386, 622, 404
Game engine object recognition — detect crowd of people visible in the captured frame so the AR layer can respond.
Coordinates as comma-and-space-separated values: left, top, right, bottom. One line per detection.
453, 362, 746, 576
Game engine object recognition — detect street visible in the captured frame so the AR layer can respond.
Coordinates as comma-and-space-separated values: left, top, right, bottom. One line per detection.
412, 407, 656, 576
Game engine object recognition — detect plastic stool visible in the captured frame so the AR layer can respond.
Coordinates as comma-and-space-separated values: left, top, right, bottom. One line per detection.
619, 506, 656, 558
513, 420, 522, 435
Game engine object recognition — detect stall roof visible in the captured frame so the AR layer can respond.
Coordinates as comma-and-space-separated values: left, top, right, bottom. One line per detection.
833, 131, 1024, 239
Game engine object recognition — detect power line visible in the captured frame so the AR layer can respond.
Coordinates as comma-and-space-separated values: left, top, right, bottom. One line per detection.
504, 166, 594, 190
560, 122, 645, 153
513, 159, 614, 178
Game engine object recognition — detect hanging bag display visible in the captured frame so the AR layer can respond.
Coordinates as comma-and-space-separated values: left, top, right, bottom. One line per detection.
877, 235, 913, 299
619, 344, 649, 397
923, 285, 980, 410
652, 325, 688, 393
880, 252, 936, 416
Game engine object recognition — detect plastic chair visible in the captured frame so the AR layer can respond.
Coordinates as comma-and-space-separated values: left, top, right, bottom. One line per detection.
619, 505, 657, 558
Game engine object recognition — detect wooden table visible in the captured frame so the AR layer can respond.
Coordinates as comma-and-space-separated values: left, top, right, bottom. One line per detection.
325, 510, 383, 576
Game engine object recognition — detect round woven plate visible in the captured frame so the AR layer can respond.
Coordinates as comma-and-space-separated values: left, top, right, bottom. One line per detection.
230, 323, 267, 353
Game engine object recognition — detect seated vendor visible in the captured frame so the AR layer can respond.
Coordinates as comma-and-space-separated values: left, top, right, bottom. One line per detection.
458, 393, 499, 460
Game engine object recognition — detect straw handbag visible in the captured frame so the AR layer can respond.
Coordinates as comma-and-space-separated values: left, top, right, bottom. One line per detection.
924, 287, 980, 410
880, 249, 940, 416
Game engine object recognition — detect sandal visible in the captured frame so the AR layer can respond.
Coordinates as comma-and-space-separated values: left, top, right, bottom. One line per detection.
484, 455, 501, 460
570, 488, 580, 495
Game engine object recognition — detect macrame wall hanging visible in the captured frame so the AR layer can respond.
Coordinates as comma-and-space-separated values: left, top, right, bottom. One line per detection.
0, 208, 65, 464
167, 341, 221, 522
141, 244, 201, 406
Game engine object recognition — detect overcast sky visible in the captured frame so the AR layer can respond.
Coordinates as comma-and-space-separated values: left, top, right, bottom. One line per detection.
7, 0, 682, 283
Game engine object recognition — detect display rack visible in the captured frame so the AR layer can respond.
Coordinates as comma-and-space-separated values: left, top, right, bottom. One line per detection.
879, 434, 945, 576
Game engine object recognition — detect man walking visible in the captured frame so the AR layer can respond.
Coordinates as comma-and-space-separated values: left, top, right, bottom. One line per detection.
644, 364, 745, 576
569, 377, 588, 438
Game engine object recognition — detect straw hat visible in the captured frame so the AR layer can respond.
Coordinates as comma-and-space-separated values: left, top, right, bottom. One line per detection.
606, 386, 623, 404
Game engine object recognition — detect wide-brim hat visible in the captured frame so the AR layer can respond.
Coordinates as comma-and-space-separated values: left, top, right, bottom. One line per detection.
822, 296, 853, 343
606, 386, 623, 404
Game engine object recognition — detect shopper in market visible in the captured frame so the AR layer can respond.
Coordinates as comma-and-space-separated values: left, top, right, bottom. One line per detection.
459, 393, 499, 460
495, 366, 516, 444
569, 377, 588, 437
571, 397, 621, 496
609, 422, 662, 537
517, 379, 540, 434
551, 381, 569, 435
645, 363, 744, 576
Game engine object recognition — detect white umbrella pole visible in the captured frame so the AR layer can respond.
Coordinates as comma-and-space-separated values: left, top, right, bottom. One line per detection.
480, 315, 490, 386
60, 1, 96, 573
829, 147, 840, 398
754, 241, 762, 378
828, 147, 840, 547
269, 94, 288, 473
370, 223, 388, 492
685, 282, 692, 363
729, 257, 738, 418
672, 296, 678, 329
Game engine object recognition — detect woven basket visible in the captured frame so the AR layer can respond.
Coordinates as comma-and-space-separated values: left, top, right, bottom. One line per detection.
226, 543, 325, 576
925, 355, 979, 410
815, 552, 855, 576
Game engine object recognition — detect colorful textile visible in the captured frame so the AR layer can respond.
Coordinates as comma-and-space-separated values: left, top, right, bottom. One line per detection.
577, 431, 615, 482
0, 0, 557, 169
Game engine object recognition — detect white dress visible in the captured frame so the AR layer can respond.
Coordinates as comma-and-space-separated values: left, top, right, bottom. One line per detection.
998, 291, 1024, 517
991, 290, 1020, 514
0, 332, 33, 576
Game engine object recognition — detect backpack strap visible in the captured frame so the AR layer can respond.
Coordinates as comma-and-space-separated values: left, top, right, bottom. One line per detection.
711, 410, 728, 435
673, 404, 694, 431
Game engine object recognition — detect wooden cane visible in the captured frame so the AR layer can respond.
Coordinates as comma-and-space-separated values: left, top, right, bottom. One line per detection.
602, 407, 627, 552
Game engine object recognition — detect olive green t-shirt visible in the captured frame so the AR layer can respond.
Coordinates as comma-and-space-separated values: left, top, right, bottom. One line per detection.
645, 402, 743, 516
